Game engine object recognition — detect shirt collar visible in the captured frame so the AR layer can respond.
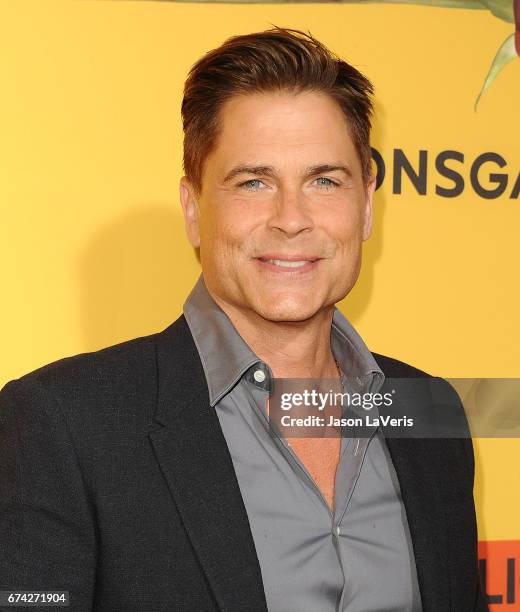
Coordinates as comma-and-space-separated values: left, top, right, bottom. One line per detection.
331, 308, 385, 393
183, 273, 384, 406
183, 274, 261, 406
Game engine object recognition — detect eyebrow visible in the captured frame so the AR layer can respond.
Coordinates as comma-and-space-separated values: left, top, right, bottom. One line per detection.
222, 163, 353, 184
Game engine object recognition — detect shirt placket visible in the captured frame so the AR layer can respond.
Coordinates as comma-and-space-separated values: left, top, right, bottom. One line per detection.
245, 363, 381, 610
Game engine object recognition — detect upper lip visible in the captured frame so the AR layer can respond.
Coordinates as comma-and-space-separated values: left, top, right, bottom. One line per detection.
256, 254, 321, 261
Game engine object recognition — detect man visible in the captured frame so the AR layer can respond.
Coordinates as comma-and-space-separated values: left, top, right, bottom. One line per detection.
0, 28, 486, 611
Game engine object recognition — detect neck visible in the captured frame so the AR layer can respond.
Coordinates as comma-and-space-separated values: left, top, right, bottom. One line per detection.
210, 294, 340, 380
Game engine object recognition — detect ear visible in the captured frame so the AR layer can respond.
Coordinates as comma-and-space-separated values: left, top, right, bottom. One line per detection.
179, 176, 201, 248
362, 176, 376, 241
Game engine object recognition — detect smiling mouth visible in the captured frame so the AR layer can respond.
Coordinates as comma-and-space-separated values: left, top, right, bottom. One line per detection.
256, 256, 322, 271
265, 259, 313, 268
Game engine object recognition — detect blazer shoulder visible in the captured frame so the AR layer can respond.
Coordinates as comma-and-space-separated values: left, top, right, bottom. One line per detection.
11, 330, 159, 391
1, 315, 192, 428
1, 325, 171, 429
371, 352, 434, 379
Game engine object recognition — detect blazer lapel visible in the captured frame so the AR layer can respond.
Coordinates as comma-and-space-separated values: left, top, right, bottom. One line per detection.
380, 376, 451, 612
149, 315, 268, 612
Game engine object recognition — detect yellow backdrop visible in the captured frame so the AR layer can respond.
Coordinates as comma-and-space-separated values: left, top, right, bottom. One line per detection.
1, 0, 519, 605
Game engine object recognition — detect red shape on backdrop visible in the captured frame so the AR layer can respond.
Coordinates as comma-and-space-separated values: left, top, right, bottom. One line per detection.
478, 540, 520, 608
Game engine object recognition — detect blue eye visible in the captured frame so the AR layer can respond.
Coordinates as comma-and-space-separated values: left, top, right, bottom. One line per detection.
240, 179, 264, 190
315, 177, 337, 188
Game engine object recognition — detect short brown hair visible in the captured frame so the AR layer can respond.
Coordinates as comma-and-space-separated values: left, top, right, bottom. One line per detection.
181, 27, 374, 194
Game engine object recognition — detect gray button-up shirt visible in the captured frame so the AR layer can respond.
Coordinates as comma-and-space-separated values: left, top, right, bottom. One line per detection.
183, 274, 422, 612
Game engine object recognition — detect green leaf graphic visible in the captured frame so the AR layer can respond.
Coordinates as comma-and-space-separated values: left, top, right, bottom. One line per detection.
475, 33, 516, 109
479, 0, 515, 23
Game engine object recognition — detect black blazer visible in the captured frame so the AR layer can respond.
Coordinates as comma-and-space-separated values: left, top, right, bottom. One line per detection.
0, 314, 488, 611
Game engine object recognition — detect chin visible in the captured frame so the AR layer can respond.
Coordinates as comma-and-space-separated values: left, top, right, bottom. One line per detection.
253, 296, 320, 323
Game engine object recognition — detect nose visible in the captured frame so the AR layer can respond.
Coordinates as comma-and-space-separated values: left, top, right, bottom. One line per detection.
267, 186, 314, 237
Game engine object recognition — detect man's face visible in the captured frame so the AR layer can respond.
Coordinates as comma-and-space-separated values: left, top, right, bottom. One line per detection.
180, 90, 375, 322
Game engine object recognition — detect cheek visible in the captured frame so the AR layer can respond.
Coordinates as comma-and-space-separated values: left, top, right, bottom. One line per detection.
206, 198, 265, 245
199, 210, 251, 265
320, 189, 365, 225
326, 208, 364, 247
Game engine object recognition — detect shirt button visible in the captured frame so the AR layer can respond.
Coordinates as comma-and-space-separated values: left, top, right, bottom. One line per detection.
253, 369, 266, 383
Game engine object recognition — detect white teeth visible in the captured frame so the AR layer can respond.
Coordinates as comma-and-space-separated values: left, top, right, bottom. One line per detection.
267, 259, 310, 268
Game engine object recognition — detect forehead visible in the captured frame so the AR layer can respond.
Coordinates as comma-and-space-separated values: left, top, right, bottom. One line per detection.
203, 90, 361, 179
